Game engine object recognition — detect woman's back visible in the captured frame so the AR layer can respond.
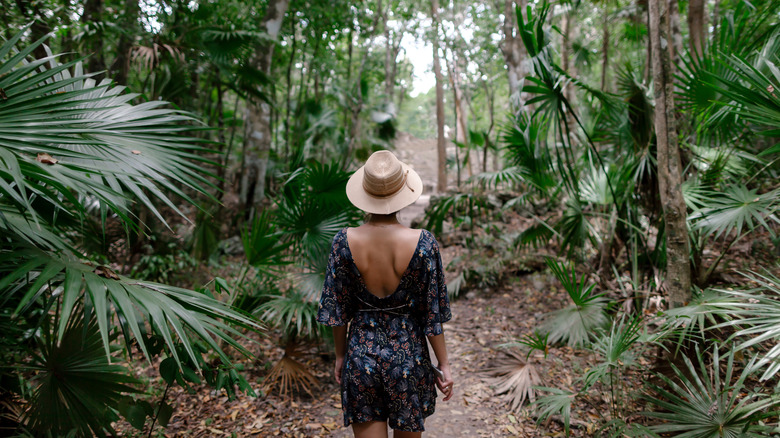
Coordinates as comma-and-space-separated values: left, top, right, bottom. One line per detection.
346, 224, 422, 298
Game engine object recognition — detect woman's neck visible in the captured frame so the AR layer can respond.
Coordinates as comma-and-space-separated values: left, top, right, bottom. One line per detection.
367, 213, 399, 227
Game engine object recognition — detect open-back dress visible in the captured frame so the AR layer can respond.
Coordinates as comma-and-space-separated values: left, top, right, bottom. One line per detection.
317, 228, 452, 432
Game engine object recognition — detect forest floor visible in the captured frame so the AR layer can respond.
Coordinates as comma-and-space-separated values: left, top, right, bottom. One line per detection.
120, 262, 628, 437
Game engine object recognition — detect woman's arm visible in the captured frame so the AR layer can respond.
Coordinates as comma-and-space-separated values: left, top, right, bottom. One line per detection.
428, 331, 454, 401
333, 325, 347, 384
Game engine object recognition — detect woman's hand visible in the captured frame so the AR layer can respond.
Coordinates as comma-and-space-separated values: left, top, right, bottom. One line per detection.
435, 363, 454, 401
334, 356, 345, 385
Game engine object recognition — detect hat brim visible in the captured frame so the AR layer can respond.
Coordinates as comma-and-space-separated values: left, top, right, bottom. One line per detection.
346, 163, 423, 215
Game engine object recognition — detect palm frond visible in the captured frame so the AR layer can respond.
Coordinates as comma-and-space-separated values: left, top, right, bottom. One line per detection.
0, 32, 217, 236
714, 271, 780, 381
688, 185, 779, 239
543, 258, 608, 347
485, 350, 543, 413
656, 288, 741, 349
533, 387, 576, 436
644, 347, 778, 437
1, 245, 260, 370
23, 316, 140, 437
584, 315, 642, 390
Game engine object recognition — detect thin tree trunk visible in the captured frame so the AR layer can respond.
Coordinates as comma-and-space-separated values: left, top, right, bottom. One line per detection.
712, 0, 721, 45
348, 1, 383, 155
446, 54, 463, 185
383, 7, 393, 101
284, 14, 296, 160
500, 0, 528, 110
432, 0, 447, 192
644, 0, 652, 84
15, 0, 51, 60
446, 49, 470, 177
667, 0, 683, 69
688, 0, 705, 58
111, 0, 139, 85
82, 0, 106, 77
601, 8, 610, 92
561, 11, 576, 105
648, 0, 692, 308
240, 0, 290, 210
482, 78, 495, 173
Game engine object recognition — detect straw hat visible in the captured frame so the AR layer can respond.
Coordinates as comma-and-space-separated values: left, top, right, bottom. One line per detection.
346, 150, 423, 215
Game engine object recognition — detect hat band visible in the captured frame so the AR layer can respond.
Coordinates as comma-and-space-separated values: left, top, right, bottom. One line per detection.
363, 169, 415, 199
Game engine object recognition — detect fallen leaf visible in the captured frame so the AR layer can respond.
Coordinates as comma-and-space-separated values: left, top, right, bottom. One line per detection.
36, 153, 58, 165
94, 265, 120, 280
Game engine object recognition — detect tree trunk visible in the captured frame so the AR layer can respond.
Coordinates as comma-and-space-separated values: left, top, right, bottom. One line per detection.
81, 0, 106, 77
284, 15, 296, 160
383, 9, 393, 101
240, 0, 290, 210
648, 0, 692, 308
644, 1, 652, 84
712, 0, 721, 45
500, 0, 528, 111
432, 0, 447, 192
111, 0, 139, 85
482, 78, 495, 172
667, 0, 683, 69
688, 0, 705, 58
15, 0, 51, 61
561, 11, 576, 105
600, 9, 610, 92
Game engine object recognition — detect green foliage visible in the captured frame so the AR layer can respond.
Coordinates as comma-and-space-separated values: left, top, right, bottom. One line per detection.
644, 347, 779, 437
657, 288, 740, 349
533, 387, 576, 435
542, 258, 608, 347
0, 30, 261, 435
688, 185, 779, 239
240, 161, 361, 341
24, 316, 139, 437
130, 240, 199, 284
714, 271, 780, 381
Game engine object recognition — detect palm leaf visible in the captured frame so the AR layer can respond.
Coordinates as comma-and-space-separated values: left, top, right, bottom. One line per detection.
1, 248, 260, 368
0, 32, 217, 236
24, 316, 140, 437
714, 271, 780, 381
644, 347, 778, 437
543, 258, 608, 347
688, 185, 779, 239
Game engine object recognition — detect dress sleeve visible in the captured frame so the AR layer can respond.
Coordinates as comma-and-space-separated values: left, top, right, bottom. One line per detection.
317, 231, 354, 326
423, 232, 452, 336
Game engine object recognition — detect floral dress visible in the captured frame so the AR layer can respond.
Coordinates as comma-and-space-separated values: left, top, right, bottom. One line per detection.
317, 228, 452, 432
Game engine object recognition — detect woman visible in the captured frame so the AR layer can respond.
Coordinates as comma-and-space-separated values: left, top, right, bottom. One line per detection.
317, 150, 454, 438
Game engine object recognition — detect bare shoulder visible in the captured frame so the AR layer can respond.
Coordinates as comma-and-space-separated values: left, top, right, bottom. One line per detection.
402, 227, 424, 243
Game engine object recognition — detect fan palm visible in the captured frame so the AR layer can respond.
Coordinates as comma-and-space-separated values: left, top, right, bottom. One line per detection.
0, 29, 261, 434
542, 258, 609, 347
644, 347, 779, 437
714, 271, 780, 381
241, 161, 361, 396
